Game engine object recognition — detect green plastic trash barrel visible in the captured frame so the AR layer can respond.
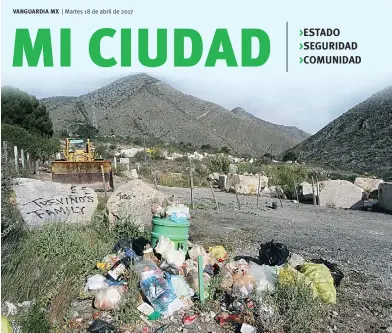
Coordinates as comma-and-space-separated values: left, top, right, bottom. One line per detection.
151, 217, 190, 252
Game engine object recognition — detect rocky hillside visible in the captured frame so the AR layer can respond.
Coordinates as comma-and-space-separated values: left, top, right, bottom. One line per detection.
41, 74, 309, 156
287, 86, 392, 178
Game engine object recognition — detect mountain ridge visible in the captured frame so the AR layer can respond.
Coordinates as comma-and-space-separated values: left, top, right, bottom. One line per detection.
287, 85, 392, 178
41, 73, 310, 156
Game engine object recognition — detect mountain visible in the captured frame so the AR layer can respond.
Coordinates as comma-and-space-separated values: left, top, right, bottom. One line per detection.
41, 74, 309, 156
231, 107, 310, 143
287, 86, 392, 178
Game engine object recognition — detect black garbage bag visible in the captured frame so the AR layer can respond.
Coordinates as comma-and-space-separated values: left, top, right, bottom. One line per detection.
112, 236, 150, 256
259, 240, 289, 266
310, 258, 344, 287
87, 319, 116, 333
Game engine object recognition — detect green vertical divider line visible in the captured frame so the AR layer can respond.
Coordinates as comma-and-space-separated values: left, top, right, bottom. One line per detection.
198, 255, 205, 303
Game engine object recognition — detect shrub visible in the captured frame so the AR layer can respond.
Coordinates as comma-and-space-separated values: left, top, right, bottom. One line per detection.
207, 154, 230, 174
283, 150, 299, 162
259, 279, 327, 333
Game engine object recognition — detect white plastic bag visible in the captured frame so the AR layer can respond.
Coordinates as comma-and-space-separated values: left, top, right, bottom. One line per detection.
85, 274, 108, 291
94, 286, 123, 310
249, 262, 277, 292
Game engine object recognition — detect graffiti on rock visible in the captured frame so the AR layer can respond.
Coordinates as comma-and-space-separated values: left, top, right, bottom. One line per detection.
23, 195, 95, 219
116, 192, 132, 200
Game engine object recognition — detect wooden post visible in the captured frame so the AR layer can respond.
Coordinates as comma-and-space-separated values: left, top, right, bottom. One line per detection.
257, 174, 261, 208
37, 160, 40, 178
113, 157, 117, 173
21, 149, 25, 169
311, 176, 316, 205
101, 165, 107, 198
151, 168, 158, 189
293, 179, 299, 207
14, 146, 19, 172
210, 184, 219, 210
316, 176, 320, 205
189, 158, 194, 209
3, 141, 8, 163
26, 152, 30, 170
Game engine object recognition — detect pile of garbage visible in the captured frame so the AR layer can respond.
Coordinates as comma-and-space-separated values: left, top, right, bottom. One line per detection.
80, 203, 344, 333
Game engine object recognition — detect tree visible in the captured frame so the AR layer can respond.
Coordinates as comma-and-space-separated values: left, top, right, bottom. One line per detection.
220, 146, 230, 154
74, 123, 99, 138
1, 86, 54, 138
283, 150, 298, 162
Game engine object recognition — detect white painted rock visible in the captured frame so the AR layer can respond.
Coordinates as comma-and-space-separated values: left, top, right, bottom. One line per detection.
12, 178, 98, 227
107, 179, 166, 228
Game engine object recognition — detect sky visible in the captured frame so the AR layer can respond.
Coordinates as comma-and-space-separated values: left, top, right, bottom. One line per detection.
1, 0, 392, 134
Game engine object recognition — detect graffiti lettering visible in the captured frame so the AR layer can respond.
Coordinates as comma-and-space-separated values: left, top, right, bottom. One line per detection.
24, 195, 95, 208
26, 206, 86, 219
116, 192, 132, 200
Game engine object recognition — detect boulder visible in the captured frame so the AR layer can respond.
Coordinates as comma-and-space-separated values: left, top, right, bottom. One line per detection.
226, 174, 268, 195
218, 175, 227, 190
354, 177, 383, 193
260, 185, 286, 198
318, 179, 363, 209
124, 169, 138, 179
378, 182, 392, 212
107, 179, 166, 227
229, 164, 238, 174
12, 178, 98, 227
299, 181, 317, 201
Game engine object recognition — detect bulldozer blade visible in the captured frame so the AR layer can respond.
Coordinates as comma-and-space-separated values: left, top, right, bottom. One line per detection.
51, 161, 114, 190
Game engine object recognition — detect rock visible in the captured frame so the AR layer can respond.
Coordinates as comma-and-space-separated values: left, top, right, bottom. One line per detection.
107, 179, 166, 227
124, 169, 138, 179
12, 178, 98, 227
229, 164, 238, 174
318, 179, 363, 209
299, 181, 317, 201
120, 148, 144, 157
332, 311, 338, 317
378, 182, 392, 212
386, 327, 392, 333
288, 253, 305, 267
218, 175, 227, 190
260, 185, 285, 198
226, 174, 268, 195
354, 177, 383, 193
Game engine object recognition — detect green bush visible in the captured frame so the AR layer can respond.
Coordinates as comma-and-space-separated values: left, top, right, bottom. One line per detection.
2, 124, 60, 161
259, 279, 326, 333
207, 154, 230, 173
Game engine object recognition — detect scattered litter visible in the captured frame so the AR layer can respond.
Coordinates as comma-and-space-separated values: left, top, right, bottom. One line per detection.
85, 275, 108, 291
300, 263, 337, 304
94, 286, 124, 311
241, 323, 257, 333
288, 253, 305, 268
249, 262, 277, 292
259, 240, 289, 266
310, 258, 344, 287
87, 319, 116, 333
209, 246, 228, 262
137, 302, 155, 316
183, 313, 199, 325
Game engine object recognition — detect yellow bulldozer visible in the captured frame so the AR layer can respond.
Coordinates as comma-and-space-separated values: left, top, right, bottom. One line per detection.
51, 138, 113, 190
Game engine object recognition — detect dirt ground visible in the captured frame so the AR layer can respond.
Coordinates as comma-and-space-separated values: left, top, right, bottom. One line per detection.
155, 185, 392, 333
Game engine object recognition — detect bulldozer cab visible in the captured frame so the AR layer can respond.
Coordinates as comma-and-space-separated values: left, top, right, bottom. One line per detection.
52, 137, 113, 190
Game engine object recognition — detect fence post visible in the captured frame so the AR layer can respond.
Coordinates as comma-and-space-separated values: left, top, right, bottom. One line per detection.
21, 149, 25, 169
189, 158, 194, 209
3, 141, 8, 163
14, 146, 19, 172
113, 157, 117, 173
27, 152, 30, 170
